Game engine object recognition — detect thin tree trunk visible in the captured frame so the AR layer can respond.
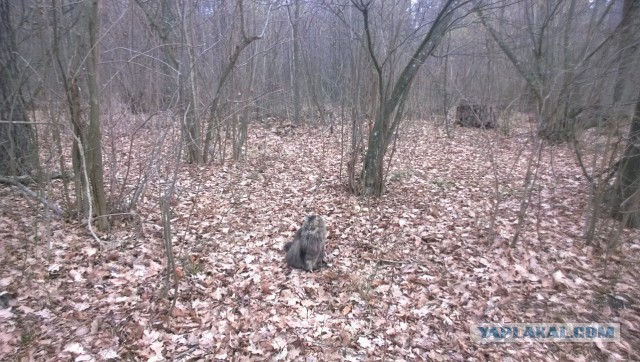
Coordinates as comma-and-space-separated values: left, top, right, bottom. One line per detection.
291, 0, 302, 125
86, 0, 109, 231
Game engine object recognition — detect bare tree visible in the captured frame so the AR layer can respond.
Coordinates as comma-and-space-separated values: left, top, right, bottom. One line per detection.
352, 0, 462, 195
202, 0, 264, 163
134, 0, 203, 163
36, 0, 110, 231
474, 0, 640, 237
475, 0, 617, 140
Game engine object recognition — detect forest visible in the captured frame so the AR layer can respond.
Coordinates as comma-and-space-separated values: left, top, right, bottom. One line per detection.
0, 0, 639, 360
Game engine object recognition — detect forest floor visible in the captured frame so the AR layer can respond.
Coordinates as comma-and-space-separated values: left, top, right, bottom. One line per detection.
1, 118, 639, 361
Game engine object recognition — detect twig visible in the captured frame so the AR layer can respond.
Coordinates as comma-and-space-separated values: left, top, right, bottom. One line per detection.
361, 257, 409, 265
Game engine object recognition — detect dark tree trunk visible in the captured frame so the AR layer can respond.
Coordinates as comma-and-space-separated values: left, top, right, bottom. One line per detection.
609, 0, 640, 228
0, 2, 35, 176
612, 97, 640, 228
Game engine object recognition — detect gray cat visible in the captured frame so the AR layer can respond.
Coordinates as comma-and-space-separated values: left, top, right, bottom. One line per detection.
284, 215, 327, 272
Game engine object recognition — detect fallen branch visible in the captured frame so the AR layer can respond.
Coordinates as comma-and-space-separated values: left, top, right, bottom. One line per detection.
0, 173, 73, 185
0, 176, 63, 217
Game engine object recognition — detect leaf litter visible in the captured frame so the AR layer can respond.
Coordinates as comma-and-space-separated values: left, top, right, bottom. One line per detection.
0, 122, 639, 361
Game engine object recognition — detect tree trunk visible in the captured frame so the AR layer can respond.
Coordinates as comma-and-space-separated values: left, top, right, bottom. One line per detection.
0, 1, 35, 176
609, 0, 640, 228
181, 0, 201, 164
291, 0, 302, 125
612, 0, 640, 118
613, 98, 640, 227
68, 76, 88, 215
85, 0, 109, 231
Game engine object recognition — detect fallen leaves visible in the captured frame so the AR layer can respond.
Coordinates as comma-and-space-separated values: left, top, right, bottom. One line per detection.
0, 122, 639, 360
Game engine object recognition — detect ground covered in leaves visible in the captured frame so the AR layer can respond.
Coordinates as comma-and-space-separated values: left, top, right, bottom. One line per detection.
1, 119, 639, 361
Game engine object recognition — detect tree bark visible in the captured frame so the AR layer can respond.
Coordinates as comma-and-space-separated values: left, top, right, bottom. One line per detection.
607, 0, 640, 228
86, 0, 109, 231
0, 1, 35, 176
613, 98, 640, 227
612, 0, 640, 117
